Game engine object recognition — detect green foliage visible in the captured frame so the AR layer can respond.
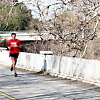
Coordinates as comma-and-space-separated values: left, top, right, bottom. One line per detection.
37, 71, 50, 75
0, 36, 2, 42
0, 20, 6, 30
0, 3, 32, 31
0, 36, 6, 47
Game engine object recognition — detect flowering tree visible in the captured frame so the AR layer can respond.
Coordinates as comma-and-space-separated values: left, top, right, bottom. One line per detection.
1, 0, 100, 57
24, 0, 100, 57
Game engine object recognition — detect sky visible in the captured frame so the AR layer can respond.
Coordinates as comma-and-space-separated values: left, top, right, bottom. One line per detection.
18, 0, 57, 5
18, 0, 57, 19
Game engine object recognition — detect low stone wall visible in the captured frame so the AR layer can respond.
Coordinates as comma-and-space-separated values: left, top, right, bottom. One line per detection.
17, 52, 45, 71
0, 51, 100, 86
0, 51, 11, 65
46, 55, 100, 86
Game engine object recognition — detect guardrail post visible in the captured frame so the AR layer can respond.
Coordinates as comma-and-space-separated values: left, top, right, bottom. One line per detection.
40, 51, 53, 71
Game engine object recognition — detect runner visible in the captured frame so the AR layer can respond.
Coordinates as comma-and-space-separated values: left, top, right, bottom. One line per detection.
7, 33, 22, 77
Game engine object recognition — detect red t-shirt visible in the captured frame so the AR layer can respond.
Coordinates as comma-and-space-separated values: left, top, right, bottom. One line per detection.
7, 39, 22, 54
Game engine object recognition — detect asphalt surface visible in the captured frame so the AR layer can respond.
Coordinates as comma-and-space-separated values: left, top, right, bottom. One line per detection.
0, 65, 100, 100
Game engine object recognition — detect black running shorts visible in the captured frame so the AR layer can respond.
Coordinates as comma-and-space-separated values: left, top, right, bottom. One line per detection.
9, 53, 19, 58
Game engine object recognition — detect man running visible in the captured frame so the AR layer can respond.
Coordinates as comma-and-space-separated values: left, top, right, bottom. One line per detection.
7, 33, 22, 77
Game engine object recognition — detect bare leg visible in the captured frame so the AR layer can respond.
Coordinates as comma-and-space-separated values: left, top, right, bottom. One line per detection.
11, 57, 17, 73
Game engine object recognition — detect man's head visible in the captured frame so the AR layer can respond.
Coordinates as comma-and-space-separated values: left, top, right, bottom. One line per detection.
11, 33, 16, 40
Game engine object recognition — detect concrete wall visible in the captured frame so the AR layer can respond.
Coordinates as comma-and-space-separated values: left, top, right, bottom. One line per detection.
0, 51, 100, 86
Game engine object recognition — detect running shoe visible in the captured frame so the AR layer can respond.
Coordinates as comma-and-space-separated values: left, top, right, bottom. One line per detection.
14, 73, 17, 77
10, 64, 13, 71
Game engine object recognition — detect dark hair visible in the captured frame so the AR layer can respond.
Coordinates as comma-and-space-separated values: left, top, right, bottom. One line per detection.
11, 33, 16, 36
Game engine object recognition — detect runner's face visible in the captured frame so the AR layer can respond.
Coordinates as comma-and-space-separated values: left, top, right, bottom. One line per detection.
11, 35, 16, 40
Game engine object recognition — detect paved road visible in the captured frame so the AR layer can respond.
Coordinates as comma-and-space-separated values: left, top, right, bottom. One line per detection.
0, 65, 100, 100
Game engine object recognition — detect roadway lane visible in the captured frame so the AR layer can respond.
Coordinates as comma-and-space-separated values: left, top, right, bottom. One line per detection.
0, 65, 100, 100
0, 95, 9, 100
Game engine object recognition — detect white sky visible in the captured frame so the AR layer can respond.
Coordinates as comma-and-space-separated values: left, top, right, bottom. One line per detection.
18, 0, 57, 4
18, 0, 57, 19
